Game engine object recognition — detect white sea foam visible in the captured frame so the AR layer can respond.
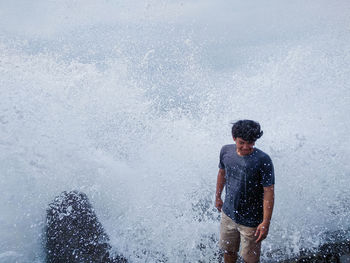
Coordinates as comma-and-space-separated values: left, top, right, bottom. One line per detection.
0, 0, 349, 262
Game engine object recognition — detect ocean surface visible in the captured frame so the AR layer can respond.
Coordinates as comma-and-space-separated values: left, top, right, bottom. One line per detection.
1, 0, 350, 262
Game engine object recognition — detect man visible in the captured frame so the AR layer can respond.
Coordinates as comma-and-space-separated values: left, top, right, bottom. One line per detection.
215, 120, 275, 263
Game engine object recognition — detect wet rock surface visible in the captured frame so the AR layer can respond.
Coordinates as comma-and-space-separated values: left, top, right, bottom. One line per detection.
45, 191, 350, 263
278, 240, 350, 263
45, 191, 127, 263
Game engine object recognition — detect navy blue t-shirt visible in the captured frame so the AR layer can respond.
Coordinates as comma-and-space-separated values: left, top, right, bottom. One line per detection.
219, 144, 275, 227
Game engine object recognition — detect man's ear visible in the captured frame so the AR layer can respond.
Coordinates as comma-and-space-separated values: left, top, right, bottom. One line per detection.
233, 137, 236, 142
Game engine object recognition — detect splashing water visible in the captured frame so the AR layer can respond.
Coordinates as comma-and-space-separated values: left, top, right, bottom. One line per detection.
1, 0, 350, 262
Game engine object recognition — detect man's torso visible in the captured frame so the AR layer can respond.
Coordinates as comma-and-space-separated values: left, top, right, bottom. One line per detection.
219, 144, 274, 227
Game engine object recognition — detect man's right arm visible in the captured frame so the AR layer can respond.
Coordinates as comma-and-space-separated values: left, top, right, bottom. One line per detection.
215, 168, 225, 212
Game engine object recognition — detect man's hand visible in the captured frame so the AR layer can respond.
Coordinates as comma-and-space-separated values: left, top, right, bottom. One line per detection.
215, 169, 225, 212
255, 185, 274, 243
254, 221, 270, 243
215, 198, 223, 212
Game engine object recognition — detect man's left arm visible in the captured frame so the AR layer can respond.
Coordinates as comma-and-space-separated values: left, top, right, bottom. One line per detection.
255, 185, 275, 243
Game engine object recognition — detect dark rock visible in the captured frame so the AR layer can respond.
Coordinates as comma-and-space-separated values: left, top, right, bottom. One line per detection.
45, 191, 127, 263
279, 240, 350, 263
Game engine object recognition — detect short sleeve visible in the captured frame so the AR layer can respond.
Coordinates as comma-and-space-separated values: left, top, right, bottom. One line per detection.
260, 155, 275, 187
218, 147, 225, 169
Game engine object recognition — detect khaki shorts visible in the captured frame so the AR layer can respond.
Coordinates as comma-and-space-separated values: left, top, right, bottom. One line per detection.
219, 211, 261, 263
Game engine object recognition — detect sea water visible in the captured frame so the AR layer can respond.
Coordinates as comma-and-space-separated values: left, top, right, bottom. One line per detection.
0, 0, 350, 262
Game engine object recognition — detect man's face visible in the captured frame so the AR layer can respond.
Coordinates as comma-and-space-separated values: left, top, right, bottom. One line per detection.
233, 137, 255, 156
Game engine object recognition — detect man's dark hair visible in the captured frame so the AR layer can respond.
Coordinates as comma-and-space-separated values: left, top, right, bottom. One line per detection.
231, 120, 263, 142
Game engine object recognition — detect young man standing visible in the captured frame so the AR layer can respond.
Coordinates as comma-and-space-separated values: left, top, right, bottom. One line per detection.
215, 120, 275, 263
